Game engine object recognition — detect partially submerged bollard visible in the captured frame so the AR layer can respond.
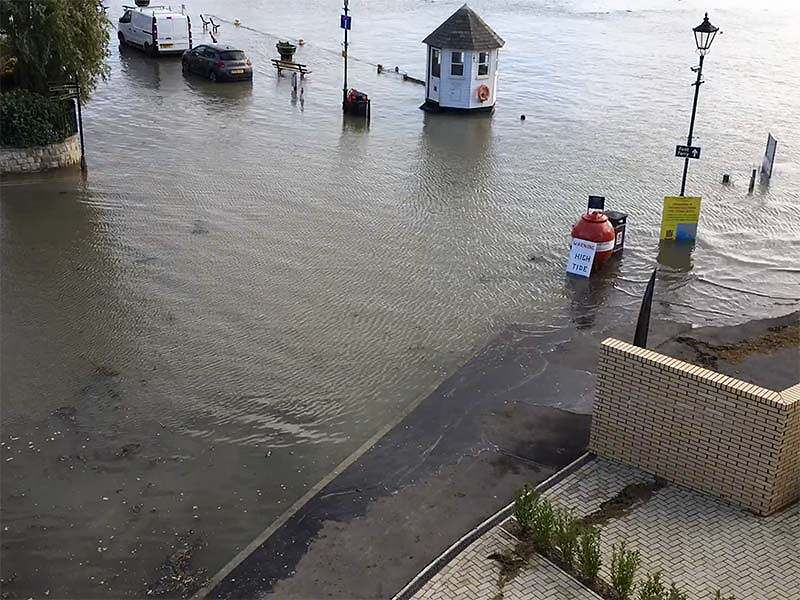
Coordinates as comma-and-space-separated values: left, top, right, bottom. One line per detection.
343, 88, 371, 121
276, 41, 296, 62
566, 196, 627, 278
571, 212, 615, 269
604, 210, 627, 255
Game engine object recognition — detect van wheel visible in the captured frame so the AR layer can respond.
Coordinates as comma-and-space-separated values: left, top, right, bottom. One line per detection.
118, 31, 126, 46
209, 71, 217, 82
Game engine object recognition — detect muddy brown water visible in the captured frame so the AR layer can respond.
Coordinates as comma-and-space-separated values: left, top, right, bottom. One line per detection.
2, 0, 799, 597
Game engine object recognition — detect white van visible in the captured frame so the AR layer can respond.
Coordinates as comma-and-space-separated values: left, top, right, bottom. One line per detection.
117, 5, 192, 56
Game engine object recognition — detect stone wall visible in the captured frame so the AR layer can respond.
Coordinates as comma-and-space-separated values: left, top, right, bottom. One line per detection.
0, 135, 81, 174
590, 338, 800, 515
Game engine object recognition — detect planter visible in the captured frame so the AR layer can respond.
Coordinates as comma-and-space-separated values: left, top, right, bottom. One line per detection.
276, 41, 297, 62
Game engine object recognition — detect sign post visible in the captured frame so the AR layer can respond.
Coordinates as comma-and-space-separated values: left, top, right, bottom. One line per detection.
761, 133, 777, 179
566, 239, 597, 278
659, 196, 701, 241
75, 79, 86, 172
48, 78, 86, 173
675, 145, 701, 159
587, 195, 605, 211
341, 0, 350, 110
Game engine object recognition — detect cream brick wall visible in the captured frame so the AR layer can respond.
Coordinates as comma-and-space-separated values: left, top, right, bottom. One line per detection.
590, 339, 800, 515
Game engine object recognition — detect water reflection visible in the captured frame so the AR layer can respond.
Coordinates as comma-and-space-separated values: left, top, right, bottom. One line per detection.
341, 113, 370, 133
118, 44, 182, 92
657, 240, 695, 272
415, 112, 495, 209
183, 75, 254, 108
565, 258, 621, 329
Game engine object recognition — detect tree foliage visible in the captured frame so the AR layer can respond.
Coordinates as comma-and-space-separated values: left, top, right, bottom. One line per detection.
0, 0, 110, 101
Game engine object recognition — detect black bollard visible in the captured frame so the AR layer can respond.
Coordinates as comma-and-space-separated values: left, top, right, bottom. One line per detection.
748, 168, 757, 194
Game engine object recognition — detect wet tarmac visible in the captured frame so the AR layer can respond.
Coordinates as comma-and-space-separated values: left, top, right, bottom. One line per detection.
206, 309, 692, 599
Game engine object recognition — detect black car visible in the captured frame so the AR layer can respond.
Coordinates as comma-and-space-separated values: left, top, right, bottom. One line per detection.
182, 44, 253, 82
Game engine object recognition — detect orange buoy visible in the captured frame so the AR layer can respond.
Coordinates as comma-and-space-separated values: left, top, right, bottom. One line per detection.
477, 84, 490, 102
571, 212, 616, 268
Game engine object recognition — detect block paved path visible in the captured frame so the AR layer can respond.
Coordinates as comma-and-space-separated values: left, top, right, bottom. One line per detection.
410, 458, 800, 600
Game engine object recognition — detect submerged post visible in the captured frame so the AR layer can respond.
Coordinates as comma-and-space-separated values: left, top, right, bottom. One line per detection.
342, 0, 349, 110
633, 268, 657, 348
75, 76, 86, 173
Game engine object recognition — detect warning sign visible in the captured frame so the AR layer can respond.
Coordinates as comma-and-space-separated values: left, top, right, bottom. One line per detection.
566, 238, 597, 277
659, 196, 701, 241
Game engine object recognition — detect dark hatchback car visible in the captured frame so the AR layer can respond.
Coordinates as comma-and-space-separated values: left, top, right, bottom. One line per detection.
182, 44, 253, 82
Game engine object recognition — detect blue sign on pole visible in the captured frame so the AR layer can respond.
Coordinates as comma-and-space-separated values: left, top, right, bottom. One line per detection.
340, 15, 351, 29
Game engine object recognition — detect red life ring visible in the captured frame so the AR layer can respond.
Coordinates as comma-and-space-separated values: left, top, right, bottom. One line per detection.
477, 84, 490, 102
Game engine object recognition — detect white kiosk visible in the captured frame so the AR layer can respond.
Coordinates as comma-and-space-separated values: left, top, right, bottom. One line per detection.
422, 4, 505, 112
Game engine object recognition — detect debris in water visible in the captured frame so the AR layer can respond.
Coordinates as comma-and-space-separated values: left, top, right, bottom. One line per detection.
116, 443, 142, 458
52, 406, 78, 421
147, 533, 208, 598
95, 365, 121, 377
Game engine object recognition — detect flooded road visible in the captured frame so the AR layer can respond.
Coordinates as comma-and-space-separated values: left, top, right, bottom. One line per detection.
2, 0, 799, 597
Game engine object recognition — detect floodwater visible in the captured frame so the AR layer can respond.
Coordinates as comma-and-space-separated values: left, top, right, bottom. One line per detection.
1, 0, 799, 597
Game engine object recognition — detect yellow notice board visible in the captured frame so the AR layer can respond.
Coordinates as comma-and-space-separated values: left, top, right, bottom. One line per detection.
660, 196, 701, 241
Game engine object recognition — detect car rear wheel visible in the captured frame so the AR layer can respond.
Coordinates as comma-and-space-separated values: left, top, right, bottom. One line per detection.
118, 31, 126, 46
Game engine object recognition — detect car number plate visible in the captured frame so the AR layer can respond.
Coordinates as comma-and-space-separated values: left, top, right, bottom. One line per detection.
231, 69, 244, 74
161, 43, 173, 48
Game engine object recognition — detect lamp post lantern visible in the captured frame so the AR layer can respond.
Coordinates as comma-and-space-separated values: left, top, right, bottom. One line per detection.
679, 13, 719, 197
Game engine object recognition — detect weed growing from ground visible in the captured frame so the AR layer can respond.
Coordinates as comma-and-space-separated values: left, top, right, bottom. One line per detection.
553, 508, 580, 567
610, 541, 640, 599
638, 572, 666, 599
576, 526, 602, 584
513, 484, 539, 534
530, 498, 555, 551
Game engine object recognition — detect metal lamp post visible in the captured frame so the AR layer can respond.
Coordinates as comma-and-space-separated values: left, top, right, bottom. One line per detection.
679, 13, 719, 197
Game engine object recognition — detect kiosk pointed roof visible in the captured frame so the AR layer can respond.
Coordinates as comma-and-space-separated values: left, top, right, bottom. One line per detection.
423, 4, 505, 50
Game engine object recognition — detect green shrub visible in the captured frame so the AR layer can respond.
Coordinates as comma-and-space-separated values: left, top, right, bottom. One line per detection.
712, 592, 735, 600
553, 508, 580, 566
0, 89, 74, 148
667, 584, 688, 600
576, 526, 602, 584
513, 484, 540, 534
530, 497, 555, 550
610, 541, 640, 599
638, 572, 666, 600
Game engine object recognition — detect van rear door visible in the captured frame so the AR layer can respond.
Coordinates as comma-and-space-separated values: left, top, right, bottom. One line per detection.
157, 14, 190, 52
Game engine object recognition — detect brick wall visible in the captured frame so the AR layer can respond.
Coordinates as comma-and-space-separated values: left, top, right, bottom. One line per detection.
590, 338, 800, 515
0, 135, 81, 174
774, 383, 800, 511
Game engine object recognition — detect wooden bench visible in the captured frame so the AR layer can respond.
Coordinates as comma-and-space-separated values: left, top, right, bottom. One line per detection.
270, 59, 310, 77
